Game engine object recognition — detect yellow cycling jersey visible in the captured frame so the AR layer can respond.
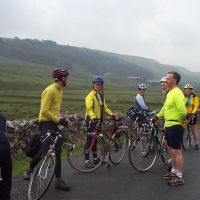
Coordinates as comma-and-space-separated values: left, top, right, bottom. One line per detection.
85, 90, 113, 121
184, 94, 199, 114
39, 83, 63, 123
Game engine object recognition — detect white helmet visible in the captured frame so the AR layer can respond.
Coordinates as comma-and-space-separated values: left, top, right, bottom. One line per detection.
138, 84, 147, 90
160, 77, 167, 83
184, 84, 193, 89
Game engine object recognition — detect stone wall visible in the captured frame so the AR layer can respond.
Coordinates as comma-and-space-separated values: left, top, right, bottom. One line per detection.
6, 114, 86, 154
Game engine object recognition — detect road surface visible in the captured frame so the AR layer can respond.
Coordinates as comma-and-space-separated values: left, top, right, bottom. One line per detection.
12, 146, 200, 200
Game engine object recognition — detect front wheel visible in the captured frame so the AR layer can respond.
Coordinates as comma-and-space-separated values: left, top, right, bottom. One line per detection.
67, 135, 105, 173
160, 134, 171, 165
28, 153, 56, 200
128, 133, 158, 172
182, 128, 189, 151
109, 129, 129, 165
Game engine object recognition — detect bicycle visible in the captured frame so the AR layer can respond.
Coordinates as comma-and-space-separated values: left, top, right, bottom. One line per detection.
28, 129, 74, 200
67, 118, 129, 173
128, 111, 171, 172
182, 115, 195, 151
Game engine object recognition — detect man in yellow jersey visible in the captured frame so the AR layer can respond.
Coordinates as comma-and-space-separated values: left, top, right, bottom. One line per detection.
23, 68, 70, 190
84, 76, 114, 168
153, 71, 187, 186
184, 84, 199, 150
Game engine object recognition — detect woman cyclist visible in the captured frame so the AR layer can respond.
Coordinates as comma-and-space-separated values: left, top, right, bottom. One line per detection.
184, 84, 199, 150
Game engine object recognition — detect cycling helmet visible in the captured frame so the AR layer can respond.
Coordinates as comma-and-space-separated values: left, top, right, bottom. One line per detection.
138, 84, 147, 90
52, 68, 69, 79
184, 84, 193, 89
160, 77, 167, 83
93, 76, 104, 84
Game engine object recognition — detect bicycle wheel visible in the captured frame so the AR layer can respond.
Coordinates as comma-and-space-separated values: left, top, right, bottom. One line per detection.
109, 129, 129, 165
160, 134, 171, 165
28, 153, 56, 200
67, 135, 105, 173
128, 133, 158, 172
188, 129, 194, 147
182, 128, 189, 151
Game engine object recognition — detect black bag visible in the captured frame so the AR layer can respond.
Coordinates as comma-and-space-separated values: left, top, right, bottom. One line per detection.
25, 134, 41, 158
127, 107, 147, 121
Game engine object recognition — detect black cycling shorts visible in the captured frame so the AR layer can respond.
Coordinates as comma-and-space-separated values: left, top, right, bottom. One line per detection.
165, 125, 184, 150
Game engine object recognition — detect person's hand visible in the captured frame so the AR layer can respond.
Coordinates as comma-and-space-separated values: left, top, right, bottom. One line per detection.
185, 113, 192, 120
59, 117, 68, 126
152, 115, 159, 123
110, 115, 116, 120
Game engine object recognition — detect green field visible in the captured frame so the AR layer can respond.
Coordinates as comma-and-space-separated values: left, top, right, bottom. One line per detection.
1, 57, 200, 120
0, 85, 167, 120
2, 86, 200, 120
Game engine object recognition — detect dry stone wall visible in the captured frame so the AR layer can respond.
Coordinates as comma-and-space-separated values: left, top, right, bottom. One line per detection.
6, 114, 86, 154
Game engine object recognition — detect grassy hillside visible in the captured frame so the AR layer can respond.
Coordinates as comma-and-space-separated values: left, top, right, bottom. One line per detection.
0, 37, 200, 120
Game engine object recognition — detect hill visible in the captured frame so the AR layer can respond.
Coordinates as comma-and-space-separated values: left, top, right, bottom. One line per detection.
0, 37, 199, 84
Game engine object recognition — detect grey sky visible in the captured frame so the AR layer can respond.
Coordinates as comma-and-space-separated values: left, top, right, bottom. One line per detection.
0, 0, 200, 71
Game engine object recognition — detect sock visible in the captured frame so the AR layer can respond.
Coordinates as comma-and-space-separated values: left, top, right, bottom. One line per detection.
176, 172, 183, 178
171, 168, 177, 174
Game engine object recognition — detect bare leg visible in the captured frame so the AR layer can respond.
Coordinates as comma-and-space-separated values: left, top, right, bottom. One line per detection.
173, 149, 183, 173
191, 125, 198, 145
169, 148, 176, 170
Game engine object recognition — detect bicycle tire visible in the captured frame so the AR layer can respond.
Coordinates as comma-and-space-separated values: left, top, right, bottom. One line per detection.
28, 153, 56, 200
109, 129, 128, 165
182, 128, 189, 151
160, 134, 171, 165
67, 135, 105, 173
128, 133, 158, 172
188, 129, 194, 147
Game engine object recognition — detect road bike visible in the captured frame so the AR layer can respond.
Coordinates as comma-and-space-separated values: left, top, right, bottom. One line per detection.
67, 118, 129, 173
128, 111, 171, 172
28, 130, 73, 200
182, 115, 195, 151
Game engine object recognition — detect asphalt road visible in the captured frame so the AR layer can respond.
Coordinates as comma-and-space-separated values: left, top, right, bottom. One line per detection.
12, 146, 200, 200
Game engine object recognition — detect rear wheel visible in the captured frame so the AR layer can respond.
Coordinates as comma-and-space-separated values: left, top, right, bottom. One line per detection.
109, 129, 128, 165
128, 133, 158, 172
67, 135, 105, 173
28, 153, 56, 200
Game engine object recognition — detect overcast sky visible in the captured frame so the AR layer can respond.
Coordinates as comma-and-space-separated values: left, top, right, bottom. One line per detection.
0, 0, 200, 72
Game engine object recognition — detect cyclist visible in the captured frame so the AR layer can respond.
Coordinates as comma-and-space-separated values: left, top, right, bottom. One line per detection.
84, 76, 114, 168
153, 71, 187, 186
160, 77, 169, 94
23, 68, 71, 191
0, 114, 12, 200
160, 76, 172, 171
135, 84, 149, 111
184, 84, 199, 150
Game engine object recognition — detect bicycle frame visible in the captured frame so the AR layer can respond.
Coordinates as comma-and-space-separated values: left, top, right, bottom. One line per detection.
86, 120, 128, 166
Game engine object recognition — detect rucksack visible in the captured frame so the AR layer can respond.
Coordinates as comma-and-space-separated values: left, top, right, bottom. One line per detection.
127, 107, 147, 121
24, 134, 41, 158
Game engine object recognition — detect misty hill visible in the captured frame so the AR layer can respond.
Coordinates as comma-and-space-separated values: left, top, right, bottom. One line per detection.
0, 37, 199, 82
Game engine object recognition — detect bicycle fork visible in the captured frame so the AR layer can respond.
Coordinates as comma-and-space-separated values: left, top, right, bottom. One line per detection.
38, 152, 55, 179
